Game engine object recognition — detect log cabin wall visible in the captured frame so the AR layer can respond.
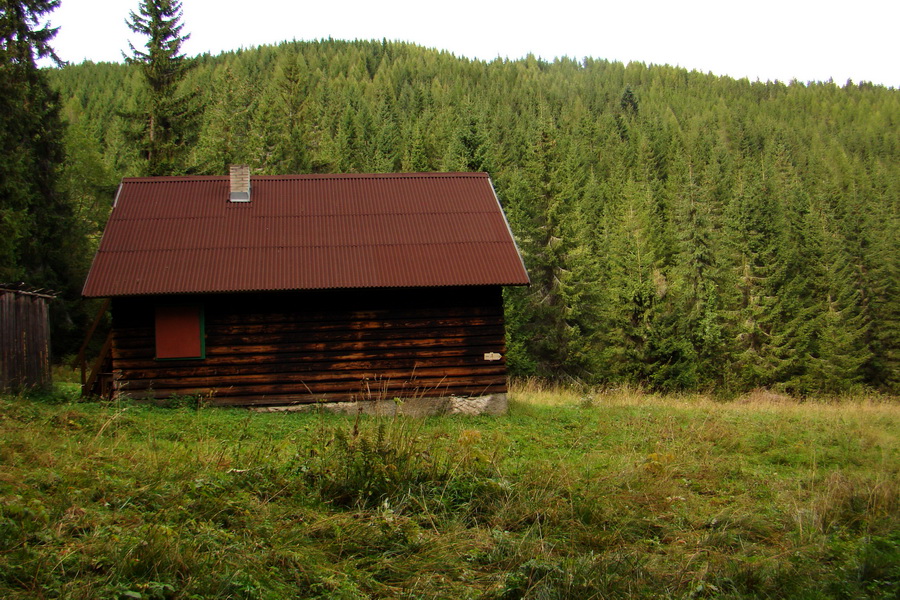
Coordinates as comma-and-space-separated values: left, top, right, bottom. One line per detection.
109, 286, 508, 405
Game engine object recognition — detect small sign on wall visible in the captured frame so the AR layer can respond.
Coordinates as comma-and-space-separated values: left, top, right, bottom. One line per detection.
484, 352, 502, 361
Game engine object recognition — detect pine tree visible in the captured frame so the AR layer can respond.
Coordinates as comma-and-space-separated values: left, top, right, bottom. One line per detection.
124, 0, 198, 175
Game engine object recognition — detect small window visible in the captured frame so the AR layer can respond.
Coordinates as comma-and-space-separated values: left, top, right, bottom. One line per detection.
155, 305, 205, 359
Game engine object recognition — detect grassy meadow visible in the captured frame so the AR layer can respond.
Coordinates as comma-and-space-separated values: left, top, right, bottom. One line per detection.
1, 382, 897, 599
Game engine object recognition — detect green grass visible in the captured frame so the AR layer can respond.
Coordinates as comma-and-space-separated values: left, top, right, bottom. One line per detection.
1, 381, 897, 599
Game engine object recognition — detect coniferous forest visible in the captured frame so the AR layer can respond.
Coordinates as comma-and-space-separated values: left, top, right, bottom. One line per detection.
26, 37, 900, 395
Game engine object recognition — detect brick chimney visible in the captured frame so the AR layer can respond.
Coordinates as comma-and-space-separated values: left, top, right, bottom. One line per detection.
229, 165, 251, 202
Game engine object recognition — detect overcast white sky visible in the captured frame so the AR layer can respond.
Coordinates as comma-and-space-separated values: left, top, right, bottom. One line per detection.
45, 0, 898, 87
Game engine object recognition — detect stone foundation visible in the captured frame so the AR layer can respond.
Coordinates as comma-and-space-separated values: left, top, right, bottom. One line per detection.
250, 393, 507, 416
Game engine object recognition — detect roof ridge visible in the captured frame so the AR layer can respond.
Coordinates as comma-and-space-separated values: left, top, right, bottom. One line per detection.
122, 172, 487, 183
97, 241, 514, 251
253, 172, 487, 180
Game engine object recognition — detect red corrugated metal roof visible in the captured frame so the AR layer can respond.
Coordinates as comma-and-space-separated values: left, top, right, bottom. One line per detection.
83, 172, 529, 297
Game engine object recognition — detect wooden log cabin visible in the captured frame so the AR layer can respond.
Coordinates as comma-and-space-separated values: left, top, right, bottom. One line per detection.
81, 169, 529, 407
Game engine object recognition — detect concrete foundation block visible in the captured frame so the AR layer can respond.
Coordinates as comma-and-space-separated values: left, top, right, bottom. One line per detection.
251, 393, 508, 416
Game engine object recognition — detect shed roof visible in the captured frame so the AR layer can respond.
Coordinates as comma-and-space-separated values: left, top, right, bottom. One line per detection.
82, 172, 529, 297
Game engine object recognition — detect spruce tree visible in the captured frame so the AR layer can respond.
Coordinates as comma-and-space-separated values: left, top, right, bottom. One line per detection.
593, 177, 662, 384
0, 0, 90, 351
124, 0, 198, 175
725, 163, 787, 389
1, 0, 62, 280
503, 116, 597, 380
193, 66, 255, 174
658, 152, 728, 389
860, 161, 900, 392
257, 46, 312, 173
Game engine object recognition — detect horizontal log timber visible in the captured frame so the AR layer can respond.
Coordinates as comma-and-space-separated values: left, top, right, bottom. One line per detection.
113, 361, 504, 380
206, 323, 503, 345
113, 312, 504, 335
112, 343, 505, 369
118, 375, 508, 393
119, 378, 508, 401
117, 311, 503, 336
112, 334, 506, 360
116, 376, 507, 401
124, 308, 503, 328
211, 304, 503, 325
112, 322, 505, 351
111, 287, 503, 323
117, 354, 505, 380
112, 302, 503, 329
118, 382, 505, 402
117, 364, 507, 390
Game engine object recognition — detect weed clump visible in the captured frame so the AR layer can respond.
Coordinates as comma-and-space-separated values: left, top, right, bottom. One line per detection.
297, 414, 506, 519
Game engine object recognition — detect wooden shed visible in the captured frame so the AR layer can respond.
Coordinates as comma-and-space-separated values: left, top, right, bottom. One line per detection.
81, 169, 529, 408
1, 286, 53, 393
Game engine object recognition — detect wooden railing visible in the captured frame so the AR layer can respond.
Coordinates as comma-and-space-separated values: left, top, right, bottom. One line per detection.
73, 299, 112, 397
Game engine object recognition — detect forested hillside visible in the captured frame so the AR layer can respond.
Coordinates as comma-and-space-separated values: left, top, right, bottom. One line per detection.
48, 39, 900, 394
